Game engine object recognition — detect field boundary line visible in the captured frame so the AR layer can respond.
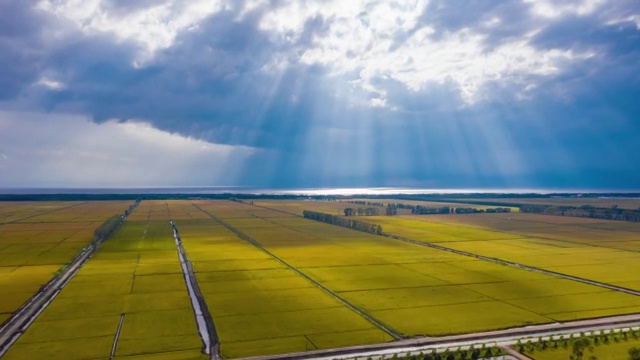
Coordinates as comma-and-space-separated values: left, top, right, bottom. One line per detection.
396, 213, 640, 254
381, 232, 640, 297
0, 201, 139, 357
170, 220, 221, 360
193, 203, 404, 341
0, 201, 88, 226
247, 202, 640, 296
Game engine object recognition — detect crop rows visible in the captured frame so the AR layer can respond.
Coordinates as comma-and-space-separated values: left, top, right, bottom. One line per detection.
363, 212, 640, 294
185, 200, 640, 357
4, 199, 640, 359
2, 201, 206, 360
0, 201, 132, 324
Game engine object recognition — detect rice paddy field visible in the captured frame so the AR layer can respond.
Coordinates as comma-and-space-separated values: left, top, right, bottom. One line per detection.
188, 201, 640, 356
450, 197, 640, 210
2, 201, 206, 360
0, 201, 132, 324
366, 212, 640, 293
2, 199, 640, 360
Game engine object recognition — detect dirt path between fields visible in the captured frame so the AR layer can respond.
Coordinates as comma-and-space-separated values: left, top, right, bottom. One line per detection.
193, 204, 404, 341
248, 201, 640, 298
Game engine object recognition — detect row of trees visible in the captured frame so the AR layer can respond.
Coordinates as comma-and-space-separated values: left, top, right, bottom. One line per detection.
95, 200, 139, 243
345, 200, 386, 207
372, 344, 504, 360
521, 204, 640, 222
344, 207, 380, 216
303, 210, 383, 234
93, 214, 123, 242
384, 202, 511, 215
454, 207, 511, 214
517, 328, 640, 360
123, 200, 140, 217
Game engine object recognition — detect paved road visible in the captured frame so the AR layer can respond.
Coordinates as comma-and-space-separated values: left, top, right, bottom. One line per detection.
237, 313, 640, 360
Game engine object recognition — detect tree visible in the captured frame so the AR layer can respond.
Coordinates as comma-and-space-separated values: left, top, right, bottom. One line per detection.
570, 338, 593, 360
629, 347, 640, 360
344, 208, 354, 216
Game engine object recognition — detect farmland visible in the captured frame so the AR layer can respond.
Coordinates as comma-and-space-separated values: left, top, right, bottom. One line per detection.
365, 212, 640, 293
449, 197, 640, 210
0, 201, 132, 323
2, 201, 206, 360
188, 201, 640, 350
2, 198, 640, 359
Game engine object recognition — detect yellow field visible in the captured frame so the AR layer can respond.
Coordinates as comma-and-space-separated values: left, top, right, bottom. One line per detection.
3, 199, 640, 360
362, 213, 640, 291
170, 201, 392, 359
0, 201, 132, 323
451, 197, 640, 210
2, 201, 205, 360
192, 201, 640, 343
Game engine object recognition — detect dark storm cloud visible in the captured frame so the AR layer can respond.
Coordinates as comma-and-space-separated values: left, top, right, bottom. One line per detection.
0, 1, 47, 99
2, 0, 640, 188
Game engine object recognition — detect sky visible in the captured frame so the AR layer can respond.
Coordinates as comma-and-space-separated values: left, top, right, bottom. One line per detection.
0, 0, 639, 190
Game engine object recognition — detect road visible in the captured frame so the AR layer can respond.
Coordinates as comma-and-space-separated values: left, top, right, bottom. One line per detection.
0, 205, 137, 358
238, 313, 640, 360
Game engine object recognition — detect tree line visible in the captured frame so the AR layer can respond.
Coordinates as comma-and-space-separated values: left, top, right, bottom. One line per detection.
303, 210, 383, 234
93, 214, 123, 242
343, 207, 380, 216
345, 200, 386, 207
521, 204, 640, 222
383, 202, 511, 215
518, 328, 640, 360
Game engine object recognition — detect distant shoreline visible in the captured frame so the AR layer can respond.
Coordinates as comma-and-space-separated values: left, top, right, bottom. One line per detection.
0, 187, 639, 201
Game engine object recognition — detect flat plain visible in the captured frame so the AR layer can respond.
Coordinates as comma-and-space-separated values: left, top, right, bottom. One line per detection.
0, 201, 132, 323
2, 198, 640, 360
2, 201, 206, 360
450, 197, 640, 210
200, 201, 640, 344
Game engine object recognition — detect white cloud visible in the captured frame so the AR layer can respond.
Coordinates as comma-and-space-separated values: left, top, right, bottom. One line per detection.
35, 0, 229, 64
28, 0, 608, 108
0, 111, 256, 187
36, 76, 65, 90
523, 0, 605, 19
255, 0, 592, 105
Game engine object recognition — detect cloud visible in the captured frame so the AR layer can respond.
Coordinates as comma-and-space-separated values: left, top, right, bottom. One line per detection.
0, 111, 256, 187
0, 0, 639, 189
35, 0, 231, 64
